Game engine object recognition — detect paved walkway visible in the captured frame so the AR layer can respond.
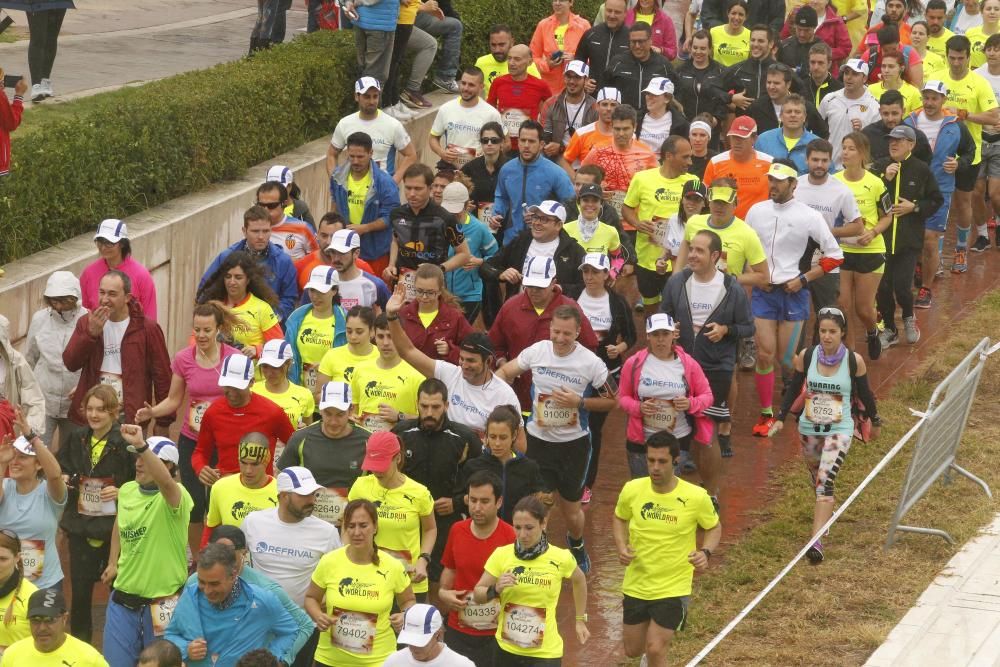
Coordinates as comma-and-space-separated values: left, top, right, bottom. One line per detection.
867, 512, 1000, 666
0, 0, 307, 100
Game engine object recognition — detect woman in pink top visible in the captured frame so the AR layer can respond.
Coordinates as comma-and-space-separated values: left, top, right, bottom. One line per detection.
78, 219, 158, 321
530, 0, 592, 94
134, 302, 240, 522
626, 0, 679, 60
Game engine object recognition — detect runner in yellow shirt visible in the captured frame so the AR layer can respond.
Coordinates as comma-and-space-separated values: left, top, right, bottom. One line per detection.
203, 434, 278, 544
348, 432, 436, 598
613, 431, 720, 666
252, 339, 316, 429
0, 588, 108, 667
473, 496, 589, 662
316, 306, 379, 392
350, 314, 423, 432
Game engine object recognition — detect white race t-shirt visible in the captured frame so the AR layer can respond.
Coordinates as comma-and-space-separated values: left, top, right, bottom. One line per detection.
639, 111, 672, 155
688, 270, 725, 331
243, 507, 341, 607
331, 111, 412, 173
637, 354, 692, 438
101, 318, 129, 374
434, 361, 520, 440
431, 98, 503, 166
974, 64, 1000, 137
663, 214, 686, 255
794, 175, 862, 271
383, 645, 475, 667
915, 114, 946, 148
576, 291, 613, 333
517, 341, 609, 442
337, 273, 380, 311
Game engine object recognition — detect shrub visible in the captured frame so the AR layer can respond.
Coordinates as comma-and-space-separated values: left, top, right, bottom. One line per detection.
0, 0, 601, 264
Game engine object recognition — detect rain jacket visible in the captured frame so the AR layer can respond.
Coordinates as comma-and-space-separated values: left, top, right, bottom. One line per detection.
0, 314, 46, 435
329, 160, 398, 262
398, 298, 474, 364
283, 303, 348, 385
24, 271, 87, 420
530, 13, 592, 94
903, 111, 976, 195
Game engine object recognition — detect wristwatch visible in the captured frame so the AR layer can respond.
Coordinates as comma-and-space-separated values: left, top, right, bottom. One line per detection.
418, 552, 431, 564
387, 313, 399, 321
798, 274, 808, 288
701, 548, 713, 560
127, 443, 150, 455
397, 412, 406, 423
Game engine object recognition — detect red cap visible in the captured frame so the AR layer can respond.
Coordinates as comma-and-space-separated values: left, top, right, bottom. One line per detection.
362, 431, 401, 472
728, 116, 757, 138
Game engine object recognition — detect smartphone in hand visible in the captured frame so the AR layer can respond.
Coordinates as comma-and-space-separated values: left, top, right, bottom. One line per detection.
3, 75, 21, 89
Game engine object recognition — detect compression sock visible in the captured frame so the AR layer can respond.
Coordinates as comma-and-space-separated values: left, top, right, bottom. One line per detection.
938, 236, 944, 254
754, 366, 775, 413
957, 226, 971, 249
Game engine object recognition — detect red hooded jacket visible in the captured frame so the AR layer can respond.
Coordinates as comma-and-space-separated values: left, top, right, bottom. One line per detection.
0, 92, 23, 177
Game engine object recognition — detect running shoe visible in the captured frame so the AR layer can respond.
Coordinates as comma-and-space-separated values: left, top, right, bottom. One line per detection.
751, 414, 776, 437
567, 535, 591, 574
400, 88, 432, 109
739, 338, 757, 370
914, 287, 932, 309
972, 236, 991, 253
384, 102, 416, 120
903, 316, 921, 344
30, 83, 44, 103
40, 78, 53, 98
676, 450, 697, 474
880, 328, 899, 350
806, 540, 824, 564
935, 259, 945, 277
432, 75, 460, 94
580, 487, 592, 505
718, 433, 733, 458
867, 330, 882, 360
952, 249, 968, 273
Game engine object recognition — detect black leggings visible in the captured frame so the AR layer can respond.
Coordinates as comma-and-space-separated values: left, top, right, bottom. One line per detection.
585, 409, 608, 488
67, 532, 110, 643
383, 24, 413, 106
26, 9, 66, 84
178, 433, 208, 522
876, 249, 919, 331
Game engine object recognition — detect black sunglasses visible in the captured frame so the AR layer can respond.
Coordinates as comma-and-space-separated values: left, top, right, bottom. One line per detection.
480, 137, 502, 145
256, 200, 283, 210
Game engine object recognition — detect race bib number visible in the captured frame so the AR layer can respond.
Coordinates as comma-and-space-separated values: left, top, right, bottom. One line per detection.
99, 372, 124, 407
187, 400, 211, 432
805, 392, 844, 425
273, 441, 286, 466
459, 598, 500, 631
608, 190, 627, 215
447, 144, 477, 168
78, 477, 117, 517
478, 202, 495, 223
303, 365, 320, 393
642, 399, 677, 433
401, 270, 418, 302
150, 594, 179, 637
381, 548, 414, 574
360, 413, 391, 433
650, 217, 669, 248
313, 487, 348, 525
501, 109, 530, 138
21, 540, 44, 581
533, 393, 578, 428
501, 603, 546, 649
331, 608, 378, 654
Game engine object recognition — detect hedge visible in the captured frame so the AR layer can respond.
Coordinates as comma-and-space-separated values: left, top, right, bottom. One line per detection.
0, 0, 601, 264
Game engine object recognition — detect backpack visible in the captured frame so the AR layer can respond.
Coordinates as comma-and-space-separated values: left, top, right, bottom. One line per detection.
790, 346, 873, 442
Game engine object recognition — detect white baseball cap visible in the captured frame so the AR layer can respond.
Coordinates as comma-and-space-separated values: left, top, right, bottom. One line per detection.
441, 182, 470, 215
526, 200, 567, 223
396, 604, 443, 647
304, 265, 339, 293
565, 60, 590, 78
522, 256, 557, 288
12, 436, 34, 457
355, 77, 381, 94
643, 77, 674, 96
318, 381, 352, 411
95, 219, 128, 243
276, 466, 324, 496
596, 87, 622, 103
579, 253, 611, 272
266, 165, 293, 187
328, 229, 361, 253
922, 80, 948, 95
842, 58, 870, 76
218, 354, 254, 389
258, 340, 294, 368
646, 313, 677, 333
146, 437, 180, 465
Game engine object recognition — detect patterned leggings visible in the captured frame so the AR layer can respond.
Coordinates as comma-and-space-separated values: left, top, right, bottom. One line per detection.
800, 432, 852, 498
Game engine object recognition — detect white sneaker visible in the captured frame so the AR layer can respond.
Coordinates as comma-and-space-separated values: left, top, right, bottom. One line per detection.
41, 78, 53, 98
30, 83, 44, 102
392, 101, 417, 120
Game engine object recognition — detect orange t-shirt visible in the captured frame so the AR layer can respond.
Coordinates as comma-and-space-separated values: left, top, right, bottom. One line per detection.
702, 149, 773, 220
563, 122, 613, 166
580, 141, 659, 193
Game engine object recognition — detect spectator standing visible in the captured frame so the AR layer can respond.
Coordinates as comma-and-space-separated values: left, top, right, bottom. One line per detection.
25, 271, 85, 448
606, 22, 678, 110
63, 271, 171, 431
0, 75, 24, 175
487, 45, 553, 150
0, 588, 107, 666
256, 181, 319, 262
79, 219, 158, 321
413, 0, 464, 93
429, 68, 502, 170
0, 0, 72, 102
345, 0, 400, 83
576, 0, 631, 88
327, 78, 417, 182
530, 0, 592, 95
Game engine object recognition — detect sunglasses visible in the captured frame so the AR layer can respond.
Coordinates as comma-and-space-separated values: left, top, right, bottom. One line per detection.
256, 201, 283, 210
480, 137, 502, 145
818, 306, 847, 323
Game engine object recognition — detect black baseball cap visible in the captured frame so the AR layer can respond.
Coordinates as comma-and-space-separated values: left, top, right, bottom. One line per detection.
460, 333, 495, 358
209, 524, 248, 550
28, 588, 66, 618
795, 6, 818, 27
578, 183, 603, 200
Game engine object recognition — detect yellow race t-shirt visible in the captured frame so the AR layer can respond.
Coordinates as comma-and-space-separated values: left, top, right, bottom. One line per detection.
253, 382, 315, 428
417, 309, 438, 328
296, 309, 338, 376
483, 544, 578, 658
834, 170, 889, 254
710, 25, 750, 67
683, 213, 767, 275
350, 358, 423, 432
0, 579, 36, 652
938, 69, 1000, 163
474, 54, 542, 97
967, 25, 998, 69
310, 546, 410, 667
318, 345, 379, 385
347, 170, 373, 227
624, 168, 699, 270
563, 220, 622, 255
230, 293, 281, 351
205, 473, 278, 530
554, 23, 568, 50
0, 631, 108, 666
348, 474, 434, 594
614, 477, 719, 599
867, 81, 922, 115
926, 27, 955, 57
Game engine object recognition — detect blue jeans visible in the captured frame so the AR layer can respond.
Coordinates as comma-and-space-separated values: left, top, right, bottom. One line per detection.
103, 596, 156, 667
413, 13, 462, 80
